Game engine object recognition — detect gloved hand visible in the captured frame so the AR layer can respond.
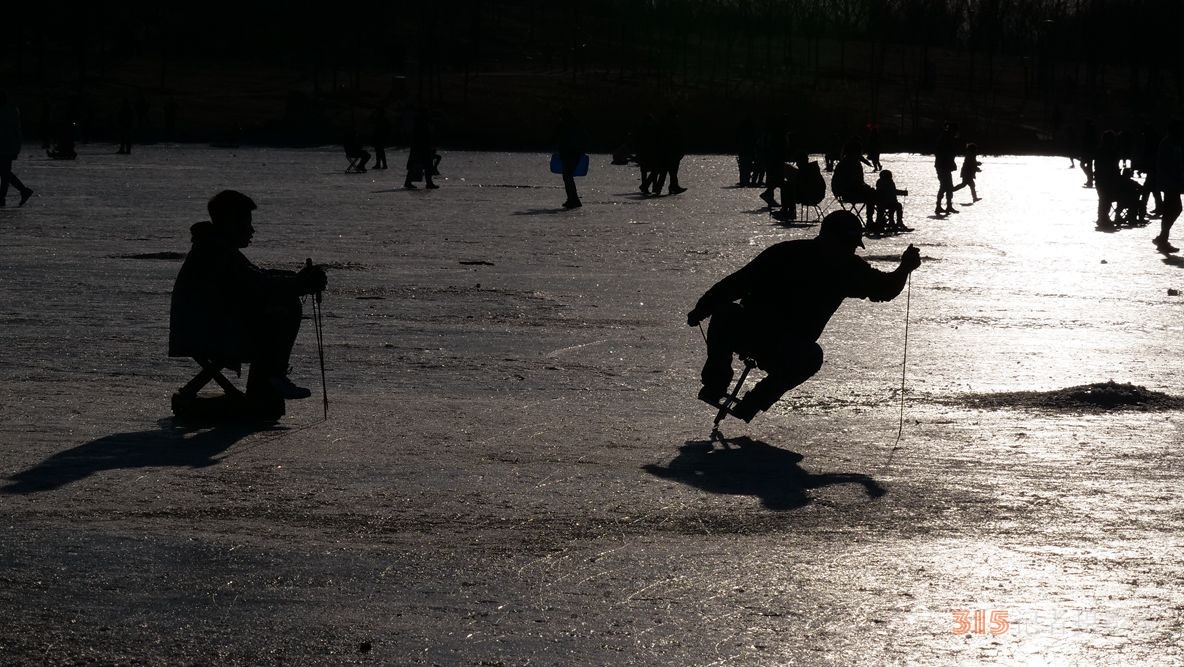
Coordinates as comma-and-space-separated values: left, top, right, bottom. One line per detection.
687, 308, 706, 327
298, 263, 328, 294
901, 244, 922, 272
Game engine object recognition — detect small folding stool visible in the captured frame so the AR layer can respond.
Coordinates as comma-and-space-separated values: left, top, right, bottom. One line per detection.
713, 357, 757, 431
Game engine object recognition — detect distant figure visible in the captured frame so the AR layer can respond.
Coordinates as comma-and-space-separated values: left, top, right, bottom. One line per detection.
1078, 120, 1097, 188
0, 91, 35, 207
169, 190, 328, 415
951, 142, 982, 202
116, 98, 134, 154
1094, 130, 1121, 225
874, 169, 910, 233
372, 107, 389, 170
686, 211, 921, 422
1153, 120, 1184, 253
343, 127, 371, 173
832, 139, 877, 227
824, 132, 841, 172
736, 116, 757, 187
611, 132, 634, 166
553, 108, 584, 208
638, 113, 662, 195
1112, 167, 1145, 226
47, 119, 78, 160
1137, 123, 1163, 218
759, 117, 788, 208
404, 107, 438, 190
934, 122, 959, 215
659, 109, 687, 195
865, 124, 883, 171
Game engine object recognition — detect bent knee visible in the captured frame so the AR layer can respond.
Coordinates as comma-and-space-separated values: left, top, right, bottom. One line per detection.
806, 343, 824, 373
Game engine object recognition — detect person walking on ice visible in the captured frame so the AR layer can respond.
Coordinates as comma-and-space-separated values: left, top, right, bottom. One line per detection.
686, 210, 922, 423
0, 91, 35, 207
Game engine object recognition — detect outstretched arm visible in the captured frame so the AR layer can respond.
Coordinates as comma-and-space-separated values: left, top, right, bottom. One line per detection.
857, 245, 922, 302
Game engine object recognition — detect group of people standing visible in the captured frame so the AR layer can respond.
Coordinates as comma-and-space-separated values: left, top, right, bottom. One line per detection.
345, 106, 439, 190
1075, 119, 1184, 253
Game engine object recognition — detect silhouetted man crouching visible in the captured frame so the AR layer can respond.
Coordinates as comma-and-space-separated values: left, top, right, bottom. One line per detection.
169, 191, 328, 410
687, 211, 921, 422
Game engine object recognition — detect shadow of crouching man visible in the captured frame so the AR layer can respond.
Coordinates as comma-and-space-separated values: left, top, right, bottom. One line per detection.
644, 436, 885, 511
1, 418, 273, 495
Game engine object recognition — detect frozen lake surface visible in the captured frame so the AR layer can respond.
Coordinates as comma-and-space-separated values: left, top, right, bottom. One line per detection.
2, 145, 1183, 664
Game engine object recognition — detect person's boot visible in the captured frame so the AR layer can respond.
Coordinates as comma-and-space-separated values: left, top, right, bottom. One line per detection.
697, 384, 727, 407
269, 375, 312, 400
18, 189, 33, 207
404, 180, 418, 190
946, 205, 959, 214
728, 395, 761, 423
669, 185, 687, 195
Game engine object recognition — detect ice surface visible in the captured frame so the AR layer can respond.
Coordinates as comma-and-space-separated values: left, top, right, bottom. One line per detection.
1, 146, 1182, 665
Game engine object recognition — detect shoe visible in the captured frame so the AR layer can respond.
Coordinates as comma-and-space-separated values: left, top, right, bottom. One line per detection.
728, 397, 760, 423
972, 196, 982, 202
404, 182, 418, 190
1154, 236, 1180, 253
697, 385, 727, 407
945, 206, 959, 214
562, 199, 582, 209
759, 191, 779, 208
425, 182, 439, 189
669, 185, 687, 195
900, 225, 914, 232
18, 189, 32, 207
935, 207, 945, 216
269, 375, 312, 400
639, 186, 649, 195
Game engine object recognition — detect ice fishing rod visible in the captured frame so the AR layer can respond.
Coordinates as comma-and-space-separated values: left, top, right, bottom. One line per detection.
885, 271, 911, 467
307, 258, 328, 420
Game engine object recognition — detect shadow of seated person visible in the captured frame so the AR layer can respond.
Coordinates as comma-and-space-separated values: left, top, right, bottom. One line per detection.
643, 436, 885, 511
1, 418, 270, 495
169, 190, 328, 419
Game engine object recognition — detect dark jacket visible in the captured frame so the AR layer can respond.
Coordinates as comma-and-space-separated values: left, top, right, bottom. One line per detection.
169, 221, 303, 362
689, 238, 908, 343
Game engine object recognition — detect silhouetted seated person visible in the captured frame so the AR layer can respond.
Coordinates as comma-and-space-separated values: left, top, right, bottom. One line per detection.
687, 211, 921, 422
344, 130, 370, 172
47, 122, 77, 160
1112, 167, 1144, 225
874, 169, 911, 234
169, 190, 328, 414
831, 140, 877, 227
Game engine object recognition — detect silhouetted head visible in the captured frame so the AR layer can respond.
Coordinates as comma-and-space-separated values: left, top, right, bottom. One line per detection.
879, 169, 894, 181
843, 138, 862, 157
208, 190, 257, 248
819, 210, 864, 251
965, 142, 978, 154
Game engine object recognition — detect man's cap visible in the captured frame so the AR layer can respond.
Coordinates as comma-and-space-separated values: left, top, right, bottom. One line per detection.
819, 210, 865, 248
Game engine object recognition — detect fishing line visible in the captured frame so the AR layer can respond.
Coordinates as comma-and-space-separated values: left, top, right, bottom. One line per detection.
886, 272, 911, 467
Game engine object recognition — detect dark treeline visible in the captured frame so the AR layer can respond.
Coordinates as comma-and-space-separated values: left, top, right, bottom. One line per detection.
3, 1, 1182, 151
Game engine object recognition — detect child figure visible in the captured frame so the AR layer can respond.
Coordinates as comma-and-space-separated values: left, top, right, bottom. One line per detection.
875, 169, 910, 233
954, 142, 983, 201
